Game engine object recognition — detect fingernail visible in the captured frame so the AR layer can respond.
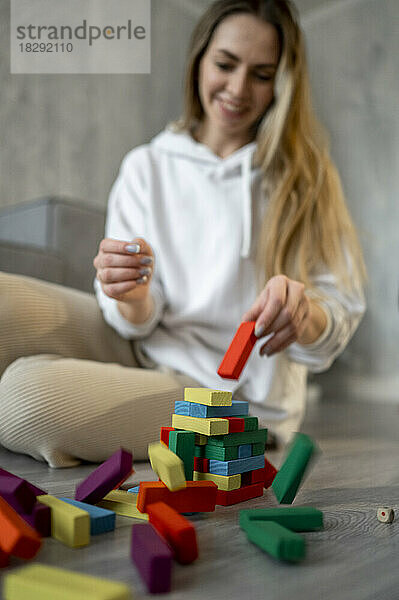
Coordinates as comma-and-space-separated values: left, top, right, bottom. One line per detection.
254, 323, 265, 337
139, 267, 151, 276
136, 276, 148, 284
140, 257, 153, 265
125, 243, 140, 254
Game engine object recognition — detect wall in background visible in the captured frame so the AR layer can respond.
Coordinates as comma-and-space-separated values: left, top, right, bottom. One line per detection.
0, 0, 397, 401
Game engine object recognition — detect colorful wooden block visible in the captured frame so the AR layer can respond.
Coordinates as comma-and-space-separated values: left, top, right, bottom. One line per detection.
193, 471, 241, 491
137, 481, 217, 514
224, 417, 245, 433
60, 498, 115, 535
217, 321, 257, 379
208, 454, 265, 477
131, 522, 173, 593
194, 445, 205, 458
264, 458, 278, 488
0, 546, 9, 568
203, 445, 238, 461
37, 495, 90, 548
160, 426, 175, 446
235, 416, 259, 431
195, 433, 208, 445
0, 496, 41, 559
172, 414, 229, 436
168, 430, 195, 480
252, 441, 266, 455
0, 468, 47, 497
147, 501, 198, 564
238, 444, 252, 459
0, 476, 36, 514
174, 400, 249, 418
148, 442, 186, 491
184, 388, 232, 406
20, 503, 51, 537
239, 507, 324, 531
216, 483, 264, 506
97, 490, 148, 520
207, 428, 268, 447
3, 564, 132, 599
75, 448, 133, 505
193, 457, 209, 473
242, 520, 305, 562
272, 433, 317, 504
127, 486, 140, 493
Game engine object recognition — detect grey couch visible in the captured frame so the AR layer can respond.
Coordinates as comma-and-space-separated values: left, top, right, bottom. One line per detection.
0, 197, 105, 293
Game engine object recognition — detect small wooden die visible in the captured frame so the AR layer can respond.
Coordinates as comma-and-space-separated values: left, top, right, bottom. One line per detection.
377, 507, 394, 523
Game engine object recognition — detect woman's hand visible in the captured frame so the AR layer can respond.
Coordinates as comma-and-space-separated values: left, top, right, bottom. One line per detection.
93, 237, 154, 304
241, 275, 327, 357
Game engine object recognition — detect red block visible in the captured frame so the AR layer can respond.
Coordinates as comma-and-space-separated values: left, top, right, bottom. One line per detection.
193, 457, 209, 473
224, 417, 245, 433
137, 481, 217, 514
217, 321, 257, 380
0, 497, 41, 559
147, 501, 198, 564
216, 483, 264, 506
160, 427, 175, 446
264, 458, 278, 489
0, 547, 10, 568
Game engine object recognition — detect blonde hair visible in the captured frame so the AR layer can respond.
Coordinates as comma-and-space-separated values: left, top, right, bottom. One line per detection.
171, 0, 366, 292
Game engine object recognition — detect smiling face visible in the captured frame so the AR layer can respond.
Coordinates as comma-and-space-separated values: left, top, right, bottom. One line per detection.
197, 13, 280, 152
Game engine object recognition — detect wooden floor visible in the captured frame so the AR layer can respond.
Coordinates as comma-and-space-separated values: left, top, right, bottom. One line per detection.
1, 398, 398, 600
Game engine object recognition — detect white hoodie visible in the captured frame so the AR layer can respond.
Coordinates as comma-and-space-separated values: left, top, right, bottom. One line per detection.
94, 126, 366, 442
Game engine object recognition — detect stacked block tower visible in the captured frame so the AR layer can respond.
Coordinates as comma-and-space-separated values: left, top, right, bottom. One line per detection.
160, 387, 271, 506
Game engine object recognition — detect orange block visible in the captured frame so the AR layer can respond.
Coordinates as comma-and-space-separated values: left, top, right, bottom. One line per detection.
137, 481, 217, 514
217, 321, 257, 380
147, 501, 198, 564
0, 497, 41, 559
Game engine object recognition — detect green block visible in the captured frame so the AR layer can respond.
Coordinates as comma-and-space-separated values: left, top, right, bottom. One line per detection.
235, 416, 258, 431
194, 445, 205, 458
207, 428, 268, 447
239, 507, 324, 532
168, 430, 195, 480
252, 442, 265, 456
243, 520, 305, 562
203, 445, 238, 461
272, 433, 317, 504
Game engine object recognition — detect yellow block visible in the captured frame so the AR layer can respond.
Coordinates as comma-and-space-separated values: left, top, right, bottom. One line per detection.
3, 564, 132, 600
195, 433, 208, 445
193, 471, 241, 491
172, 414, 229, 436
184, 388, 232, 406
148, 442, 186, 491
97, 490, 148, 520
37, 495, 90, 548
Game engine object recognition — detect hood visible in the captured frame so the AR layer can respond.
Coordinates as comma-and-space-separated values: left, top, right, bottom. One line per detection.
151, 126, 258, 259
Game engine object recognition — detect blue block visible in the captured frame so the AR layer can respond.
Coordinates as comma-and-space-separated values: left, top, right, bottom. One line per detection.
208, 454, 265, 476
127, 486, 140, 493
174, 400, 249, 418
238, 444, 252, 459
59, 497, 115, 535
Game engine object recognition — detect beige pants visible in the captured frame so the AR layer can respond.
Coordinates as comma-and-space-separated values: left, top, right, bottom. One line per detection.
0, 272, 199, 468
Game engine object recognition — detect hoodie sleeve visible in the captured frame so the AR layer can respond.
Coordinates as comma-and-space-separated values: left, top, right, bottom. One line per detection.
285, 268, 366, 373
94, 149, 166, 340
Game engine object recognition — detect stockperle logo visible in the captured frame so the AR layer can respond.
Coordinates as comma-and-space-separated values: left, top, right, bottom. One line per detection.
10, 0, 151, 74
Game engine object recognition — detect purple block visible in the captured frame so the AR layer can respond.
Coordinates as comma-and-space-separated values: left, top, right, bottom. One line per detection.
21, 503, 51, 537
131, 523, 173, 594
0, 476, 36, 514
75, 448, 133, 505
0, 467, 47, 496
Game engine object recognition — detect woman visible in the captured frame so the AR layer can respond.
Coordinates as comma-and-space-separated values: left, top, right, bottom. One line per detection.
0, 0, 365, 468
